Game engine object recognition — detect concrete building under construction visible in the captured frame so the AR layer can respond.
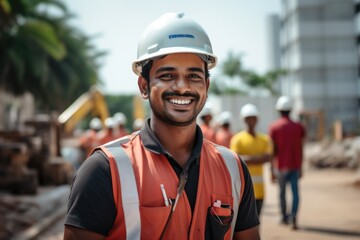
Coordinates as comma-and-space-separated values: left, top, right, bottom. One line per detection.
268, 0, 360, 136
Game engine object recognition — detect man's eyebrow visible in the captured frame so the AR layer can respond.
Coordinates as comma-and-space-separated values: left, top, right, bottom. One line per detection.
155, 66, 205, 74
188, 67, 205, 74
155, 66, 176, 74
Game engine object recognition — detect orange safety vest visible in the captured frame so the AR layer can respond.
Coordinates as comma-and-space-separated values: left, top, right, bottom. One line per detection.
99, 132, 245, 240
215, 128, 233, 148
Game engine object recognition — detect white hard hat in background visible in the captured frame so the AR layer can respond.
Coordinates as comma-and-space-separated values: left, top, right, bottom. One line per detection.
89, 117, 102, 131
133, 118, 144, 130
276, 96, 292, 111
240, 104, 259, 119
105, 117, 115, 129
113, 112, 127, 125
218, 111, 232, 125
199, 104, 213, 118
132, 12, 217, 75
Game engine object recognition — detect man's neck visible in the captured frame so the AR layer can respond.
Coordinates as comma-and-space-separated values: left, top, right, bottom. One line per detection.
247, 128, 256, 137
150, 118, 197, 168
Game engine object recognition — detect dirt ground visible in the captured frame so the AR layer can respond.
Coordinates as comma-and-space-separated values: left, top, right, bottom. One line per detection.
260, 163, 360, 240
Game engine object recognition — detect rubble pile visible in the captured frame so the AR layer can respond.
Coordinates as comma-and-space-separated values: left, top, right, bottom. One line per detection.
305, 137, 360, 169
305, 137, 360, 187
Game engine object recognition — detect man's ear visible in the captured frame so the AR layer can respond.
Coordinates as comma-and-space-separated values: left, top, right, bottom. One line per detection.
138, 76, 149, 99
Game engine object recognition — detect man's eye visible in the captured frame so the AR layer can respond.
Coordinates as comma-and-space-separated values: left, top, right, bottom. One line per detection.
159, 73, 174, 80
189, 73, 203, 80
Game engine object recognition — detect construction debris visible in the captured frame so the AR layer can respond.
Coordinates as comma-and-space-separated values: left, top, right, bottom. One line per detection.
305, 136, 360, 187
305, 137, 360, 169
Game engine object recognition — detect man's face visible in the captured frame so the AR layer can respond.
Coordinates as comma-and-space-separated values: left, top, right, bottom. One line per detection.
245, 116, 258, 129
139, 53, 209, 126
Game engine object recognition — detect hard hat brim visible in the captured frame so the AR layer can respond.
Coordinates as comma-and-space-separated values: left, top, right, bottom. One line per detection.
132, 47, 217, 76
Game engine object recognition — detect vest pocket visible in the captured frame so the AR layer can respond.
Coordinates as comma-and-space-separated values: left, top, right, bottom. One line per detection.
205, 206, 233, 240
140, 205, 171, 238
205, 194, 234, 240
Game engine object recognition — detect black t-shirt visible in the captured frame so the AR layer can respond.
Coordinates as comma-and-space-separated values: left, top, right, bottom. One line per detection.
65, 123, 259, 236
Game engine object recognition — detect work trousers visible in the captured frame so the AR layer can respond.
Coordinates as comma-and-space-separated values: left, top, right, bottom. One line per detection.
276, 170, 300, 221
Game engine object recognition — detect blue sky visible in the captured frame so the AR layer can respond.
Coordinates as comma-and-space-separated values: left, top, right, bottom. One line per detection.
62, 1, 281, 94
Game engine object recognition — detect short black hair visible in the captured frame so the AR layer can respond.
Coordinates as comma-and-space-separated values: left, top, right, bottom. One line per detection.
141, 60, 153, 83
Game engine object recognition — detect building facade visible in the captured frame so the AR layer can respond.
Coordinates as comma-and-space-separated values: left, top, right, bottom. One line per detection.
270, 0, 359, 135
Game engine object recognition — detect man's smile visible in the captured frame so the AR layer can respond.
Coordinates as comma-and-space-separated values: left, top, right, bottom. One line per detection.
168, 98, 192, 105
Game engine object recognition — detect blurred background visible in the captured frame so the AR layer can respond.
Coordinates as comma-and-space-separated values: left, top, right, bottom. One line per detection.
1, 0, 360, 239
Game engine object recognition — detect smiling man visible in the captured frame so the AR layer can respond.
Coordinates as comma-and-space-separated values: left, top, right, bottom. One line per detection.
64, 12, 260, 240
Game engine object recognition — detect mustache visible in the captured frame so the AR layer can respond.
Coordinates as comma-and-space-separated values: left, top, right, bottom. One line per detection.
162, 91, 200, 100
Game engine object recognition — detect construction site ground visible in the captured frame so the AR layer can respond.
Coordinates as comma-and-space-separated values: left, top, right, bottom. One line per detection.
2, 150, 360, 239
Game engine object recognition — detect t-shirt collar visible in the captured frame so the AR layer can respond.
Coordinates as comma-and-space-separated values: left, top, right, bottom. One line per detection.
139, 118, 202, 162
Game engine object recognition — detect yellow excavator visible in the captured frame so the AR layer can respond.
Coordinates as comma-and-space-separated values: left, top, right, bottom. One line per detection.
58, 86, 109, 135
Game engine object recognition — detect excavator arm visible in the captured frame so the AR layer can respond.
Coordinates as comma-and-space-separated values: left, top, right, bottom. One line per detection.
58, 87, 109, 134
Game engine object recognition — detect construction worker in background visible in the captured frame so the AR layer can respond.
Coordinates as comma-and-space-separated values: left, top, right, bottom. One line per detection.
64, 12, 260, 240
198, 104, 216, 142
113, 112, 130, 139
97, 117, 116, 145
215, 111, 233, 148
269, 96, 305, 230
132, 118, 144, 131
79, 117, 102, 156
230, 103, 272, 217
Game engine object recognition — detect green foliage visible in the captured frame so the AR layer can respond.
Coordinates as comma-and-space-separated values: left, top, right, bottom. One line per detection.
0, 0, 105, 112
221, 52, 244, 77
217, 50, 287, 96
242, 69, 287, 95
22, 20, 66, 60
0, 0, 11, 13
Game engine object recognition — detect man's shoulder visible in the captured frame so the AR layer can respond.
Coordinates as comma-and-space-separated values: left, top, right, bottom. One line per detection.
233, 131, 248, 139
270, 118, 283, 127
270, 118, 293, 131
78, 150, 109, 174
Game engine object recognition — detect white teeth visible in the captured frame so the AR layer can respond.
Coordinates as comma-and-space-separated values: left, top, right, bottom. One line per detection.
169, 99, 191, 105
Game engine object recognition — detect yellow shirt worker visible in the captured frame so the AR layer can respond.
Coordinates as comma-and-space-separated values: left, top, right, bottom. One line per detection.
230, 104, 272, 216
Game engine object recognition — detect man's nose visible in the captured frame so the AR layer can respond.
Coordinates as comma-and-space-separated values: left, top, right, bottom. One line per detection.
174, 76, 190, 90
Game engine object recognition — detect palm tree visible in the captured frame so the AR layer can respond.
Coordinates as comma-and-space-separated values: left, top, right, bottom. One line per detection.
0, 0, 105, 112
221, 52, 244, 78
217, 51, 287, 96
241, 69, 287, 96
38, 21, 106, 111
0, 0, 66, 92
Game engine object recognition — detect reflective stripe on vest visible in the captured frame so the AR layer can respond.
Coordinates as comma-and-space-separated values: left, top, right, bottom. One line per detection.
104, 139, 241, 239
105, 139, 141, 240
215, 145, 241, 239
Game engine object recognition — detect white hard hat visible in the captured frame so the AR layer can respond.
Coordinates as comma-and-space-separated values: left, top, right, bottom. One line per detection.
105, 117, 115, 128
218, 111, 232, 125
113, 112, 127, 125
89, 117, 102, 130
133, 118, 144, 130
276, 96, 292, 111
132, 12, 217, 76
199, 104, 213, 118
240, 104, 259, 119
